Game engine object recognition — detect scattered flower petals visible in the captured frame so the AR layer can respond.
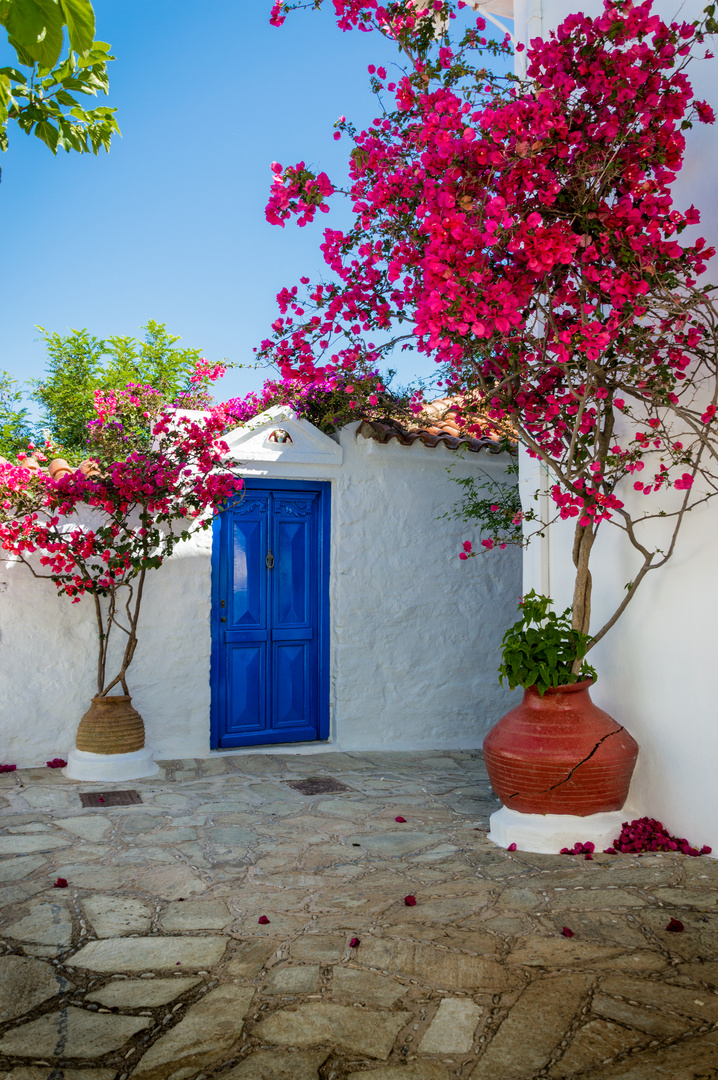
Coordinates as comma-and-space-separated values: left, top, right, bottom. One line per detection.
53, 878, 68, 888
404, 895, 417, 907
46, 758, 67, 768
561, 926, 575, 938
176, 962, 181, 965
702, 846, 713, 855
0, 763, 16, 772
560, 841, 595, 857
395, 816, 407, 823
507, 843, 517, 851
258, 915, 271, 924
604, 847, 617, 854
611, 817, 708, 857
177, 898, 185, 902
666, 917, 685, 933
97, 796, 105, 803
349, 936, 360, 948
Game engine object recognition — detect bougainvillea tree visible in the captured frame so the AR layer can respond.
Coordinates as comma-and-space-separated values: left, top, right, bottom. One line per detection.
0, 370, 242, 697
261, 0, 718, 669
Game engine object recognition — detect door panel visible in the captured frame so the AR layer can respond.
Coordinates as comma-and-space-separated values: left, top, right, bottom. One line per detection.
211, 481, 329, 748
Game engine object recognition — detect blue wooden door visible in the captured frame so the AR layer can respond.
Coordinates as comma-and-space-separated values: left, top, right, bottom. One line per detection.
211, 479, 330, 748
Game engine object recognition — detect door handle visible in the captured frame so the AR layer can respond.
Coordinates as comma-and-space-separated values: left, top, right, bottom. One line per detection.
266, 550, 275, 569
220, 617, 226, 622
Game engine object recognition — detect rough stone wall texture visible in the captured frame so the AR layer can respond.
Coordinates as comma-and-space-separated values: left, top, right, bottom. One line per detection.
0, 422, 520, 764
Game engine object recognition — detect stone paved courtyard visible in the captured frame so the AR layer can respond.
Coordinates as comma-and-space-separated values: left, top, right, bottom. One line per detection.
0, 751, 717, 1080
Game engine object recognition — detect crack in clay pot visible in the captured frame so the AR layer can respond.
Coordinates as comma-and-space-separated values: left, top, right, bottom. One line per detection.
505, 725, 625, 802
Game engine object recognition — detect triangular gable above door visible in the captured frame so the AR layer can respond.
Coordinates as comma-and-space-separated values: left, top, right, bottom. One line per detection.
224, 406, 343, 465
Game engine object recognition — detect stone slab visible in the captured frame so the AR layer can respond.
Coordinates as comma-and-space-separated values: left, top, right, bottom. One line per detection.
223, 1050, 329, 1079
332, 967, 407, 1007
263, 965, 320, 995
290, 934, 347, 962
347, 1066, 451, 1080
0, 956, 73, 1023
86, 977, 201, 1008
550, 1019, 644, 1077
55, 817, 112, 842
253, 1002, 412, 1058
0, 856, 46, 882
419, 997, 483, 1053
83, 896, 153, 937
0, 835, 72, 855
225, 940, 280, 977
66, 936, 227, 972
357, 937, 513, 991
132, 984, 255, 1079
160, 899, 229, 931
0, 1008, 150, 1058
470, 974, 593, 1080
4, 902, 73, 946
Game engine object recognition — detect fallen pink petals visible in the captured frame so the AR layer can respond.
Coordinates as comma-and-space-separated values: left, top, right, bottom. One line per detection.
561, 927, 575, 938
395, 816, 407, 823
258, 915, 271, 924
404, 895, 417, 907
0, 764, 16, 773
53, 878, 68, 888
560, 841, 595, 857
610, 817, 710, 857
507, 843, 517, 851
46, 758, 67, 769
666, 917, 685, 933
349, 937, 360, 948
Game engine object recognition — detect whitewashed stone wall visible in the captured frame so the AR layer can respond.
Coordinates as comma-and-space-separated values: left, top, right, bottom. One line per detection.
520, 0, 718, 847
0, 418, 520, 764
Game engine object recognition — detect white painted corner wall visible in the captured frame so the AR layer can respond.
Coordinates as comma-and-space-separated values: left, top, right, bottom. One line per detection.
0, 417, 521, 764
521, 0, 718, 848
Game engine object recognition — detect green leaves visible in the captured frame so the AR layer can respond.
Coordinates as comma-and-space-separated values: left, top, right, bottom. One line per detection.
498, 590, 597, 697
0, 0, 118, 163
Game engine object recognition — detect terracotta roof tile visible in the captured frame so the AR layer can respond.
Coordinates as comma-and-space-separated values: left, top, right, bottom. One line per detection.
358, 396, 514, 454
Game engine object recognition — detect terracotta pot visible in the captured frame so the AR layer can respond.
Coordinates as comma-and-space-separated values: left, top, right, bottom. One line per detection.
49, 458, 73, 479
75, 695, 146, 755
483, 680, 638, 816
79, 459, 101, 477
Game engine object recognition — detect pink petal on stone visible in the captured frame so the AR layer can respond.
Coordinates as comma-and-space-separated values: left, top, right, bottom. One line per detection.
404, 895, 417, 907
349, 937, 360, 948
507, 843, 517, 851
395, 816, 407, 823
561, 927, 574, 938
666, 917, 685, 933
258, 915, 271, 924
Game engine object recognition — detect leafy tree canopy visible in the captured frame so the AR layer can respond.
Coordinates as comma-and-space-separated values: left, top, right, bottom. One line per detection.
0, 370, 34, 457
0, 0, 119, 168
31, 320, 209, 459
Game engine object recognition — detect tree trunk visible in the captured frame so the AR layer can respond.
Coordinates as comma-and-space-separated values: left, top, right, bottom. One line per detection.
571, 520, 595, 670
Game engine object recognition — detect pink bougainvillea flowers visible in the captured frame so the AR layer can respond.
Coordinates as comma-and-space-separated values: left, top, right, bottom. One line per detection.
404, 895, 417, 907
258, 915, 271, 925
666, 917, 685, 933
349, 936, 360, 948
53, 878, 68, 888
507, 843, 517, 852
46, 758, 67, 769
395, 816, 406, 823
0, 764, 16, 773
561, 927, 575, 938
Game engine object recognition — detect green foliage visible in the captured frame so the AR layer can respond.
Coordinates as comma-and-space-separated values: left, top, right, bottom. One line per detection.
0, 369, 34, 457
444, 453, 531, 547
0, 0, 119, 164
498, 590, 597, 698
33, 321, 207, 459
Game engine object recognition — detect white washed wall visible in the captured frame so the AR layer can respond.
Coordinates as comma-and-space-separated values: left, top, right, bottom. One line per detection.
0, 419, 520, 764
520, 0, 718, 846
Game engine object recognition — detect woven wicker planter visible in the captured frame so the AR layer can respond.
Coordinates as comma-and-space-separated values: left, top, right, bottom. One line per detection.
75, 695, 146, 755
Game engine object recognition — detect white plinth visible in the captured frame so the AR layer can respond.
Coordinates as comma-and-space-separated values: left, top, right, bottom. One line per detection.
63, 747, 159, 782
488, 805, 634, 854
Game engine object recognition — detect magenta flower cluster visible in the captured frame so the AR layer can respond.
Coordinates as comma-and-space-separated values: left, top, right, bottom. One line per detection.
609, 817, 712, 857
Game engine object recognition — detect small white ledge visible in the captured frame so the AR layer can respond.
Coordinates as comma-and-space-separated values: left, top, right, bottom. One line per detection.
488, 805, 635, 854
63, 747, 159, 782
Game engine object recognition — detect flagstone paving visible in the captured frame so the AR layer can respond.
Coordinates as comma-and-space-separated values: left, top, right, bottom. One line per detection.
0, 751, 717, 1079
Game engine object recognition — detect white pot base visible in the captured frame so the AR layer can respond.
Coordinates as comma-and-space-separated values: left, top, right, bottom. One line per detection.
62, 747, 159, 782
488, 805, 635, 855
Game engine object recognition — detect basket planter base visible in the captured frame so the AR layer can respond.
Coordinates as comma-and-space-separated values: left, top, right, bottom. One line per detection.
63, 747, 159, 782
488, 805, 637, 855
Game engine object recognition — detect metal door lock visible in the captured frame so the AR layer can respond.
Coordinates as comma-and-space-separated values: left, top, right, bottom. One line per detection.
266, 550, 275, 569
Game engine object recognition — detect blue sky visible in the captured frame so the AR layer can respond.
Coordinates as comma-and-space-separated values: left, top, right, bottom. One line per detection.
0, 1, 512, 410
